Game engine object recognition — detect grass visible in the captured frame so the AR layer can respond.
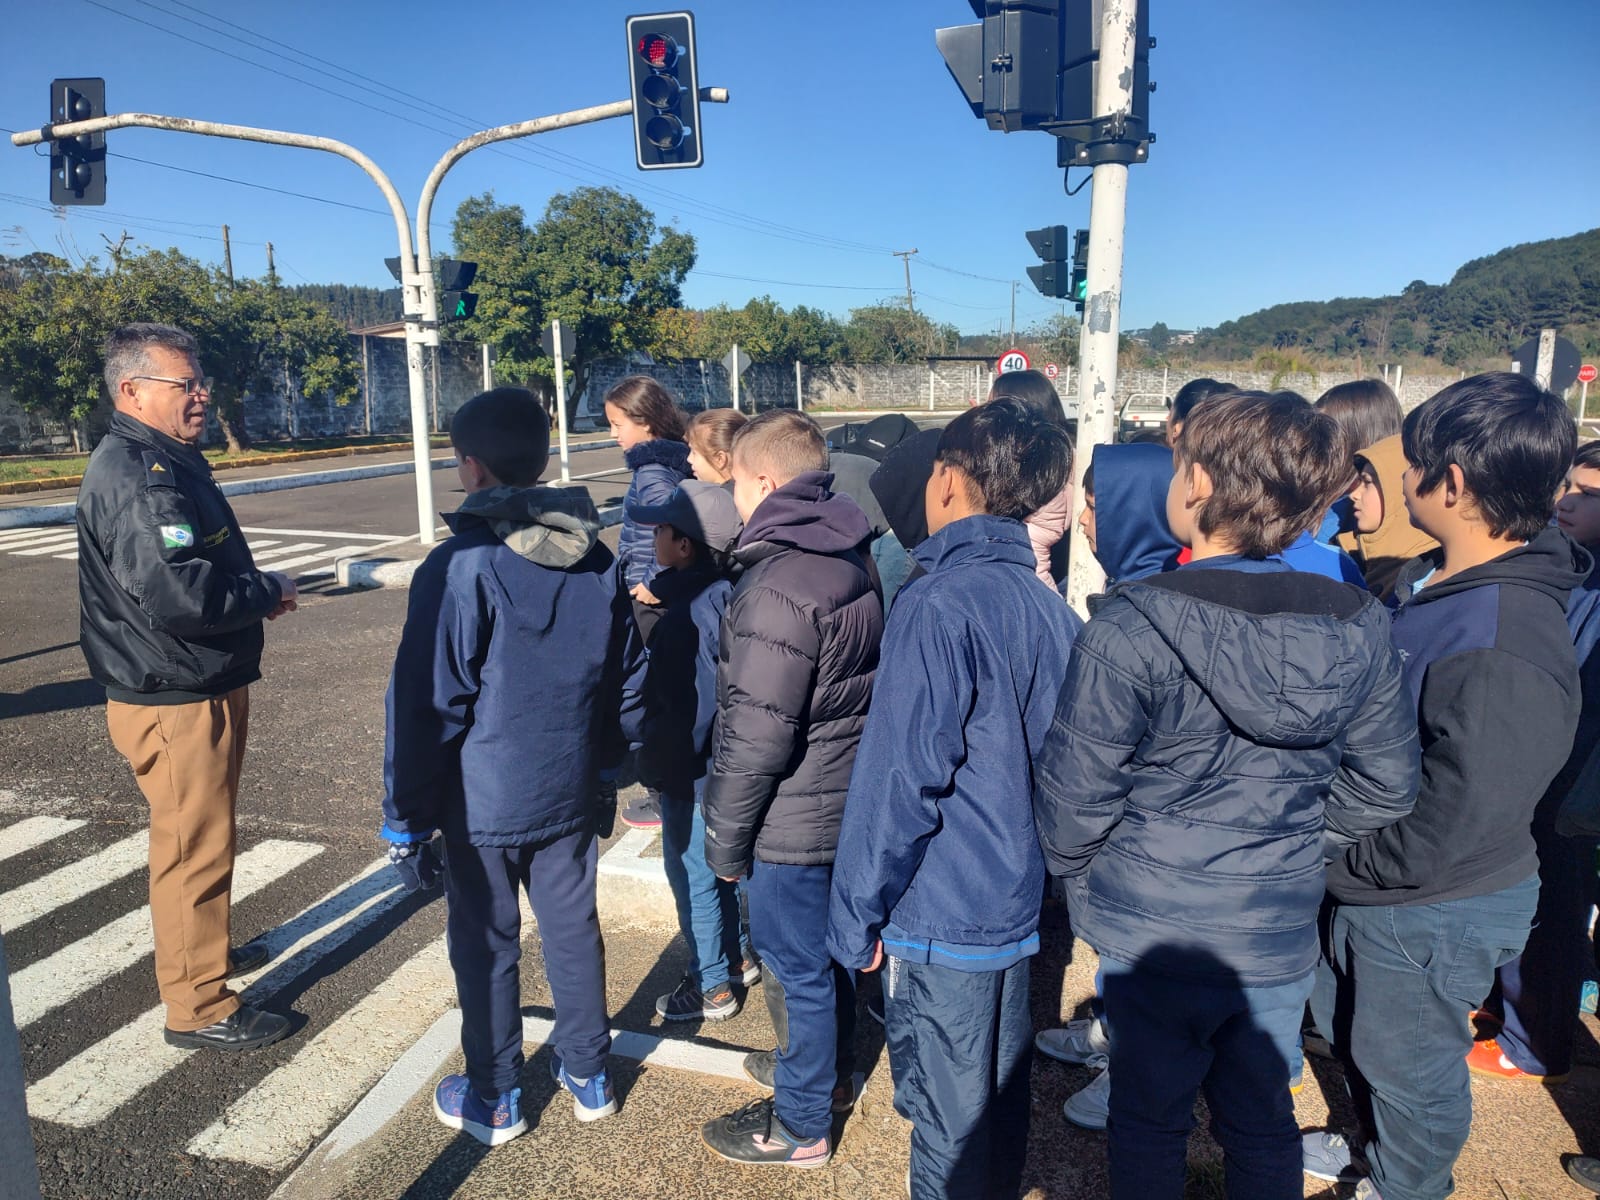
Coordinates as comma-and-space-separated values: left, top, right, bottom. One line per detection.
0, 434, 450, 484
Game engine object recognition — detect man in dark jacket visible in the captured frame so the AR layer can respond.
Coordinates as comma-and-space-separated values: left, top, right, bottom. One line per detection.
383, 388, 629, 1146
1307, 375, 1586, 1200
78, 323, 298, 1052
828, 399, 1081, 1199
701, 410, 883, 1170
1036, 392, 1420, 1200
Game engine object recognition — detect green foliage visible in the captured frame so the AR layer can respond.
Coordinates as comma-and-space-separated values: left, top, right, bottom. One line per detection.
285, 282, 402, 329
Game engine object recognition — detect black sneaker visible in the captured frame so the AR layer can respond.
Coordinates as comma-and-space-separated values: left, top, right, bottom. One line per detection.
741, 1050, 857, 1113
657, 977, 740, 1021
226, 944, 270, 979
735, 956, 763, 987
701, 1097, 831, 1168
621, 791, 662, 830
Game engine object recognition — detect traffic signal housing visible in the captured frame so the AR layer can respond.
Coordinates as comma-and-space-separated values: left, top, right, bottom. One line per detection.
1070, 228, 1089, 312
626, 12, 702, 170
1025, 224, 1073, 300
49, 78, 106, 206
437, 259, 478, 324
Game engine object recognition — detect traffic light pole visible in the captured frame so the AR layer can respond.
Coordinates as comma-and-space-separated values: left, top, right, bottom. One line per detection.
11, 87, 729, 545
1062, 0, 1141, 617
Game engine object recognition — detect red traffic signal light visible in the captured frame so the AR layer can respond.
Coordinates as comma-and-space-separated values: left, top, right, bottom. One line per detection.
626, 13, 702, 170
637, 33, 681, 70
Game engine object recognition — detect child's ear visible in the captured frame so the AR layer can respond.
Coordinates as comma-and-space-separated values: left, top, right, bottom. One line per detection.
1442, 463, 1468, 509
1185, 461, 1213, 507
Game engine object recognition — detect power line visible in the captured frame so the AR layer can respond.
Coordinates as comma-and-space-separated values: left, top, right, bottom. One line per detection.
689, 269, 893, 292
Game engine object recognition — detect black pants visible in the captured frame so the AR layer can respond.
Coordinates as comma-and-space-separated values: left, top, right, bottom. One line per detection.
444, 829, 610, 1097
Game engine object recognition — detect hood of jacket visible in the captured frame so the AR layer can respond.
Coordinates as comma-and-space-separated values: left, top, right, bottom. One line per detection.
869, 428, 942, 550
829, 451, 891, 538
911, 513, 1037, 575
624, 437, 692, 475
447, 485, 601, 568
1091, 441, 1183, 581
1352, 435, 1438, 594
1118, 564, 1380, 748
737, 470, 871, 559
648, 560, 737, 607
1395, 525, 1593, 610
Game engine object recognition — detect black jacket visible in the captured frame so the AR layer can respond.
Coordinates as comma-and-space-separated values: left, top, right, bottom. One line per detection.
1327, 528, 1588, 906
703, 471, 883, 877
1035, 559, 1420, 986
76, 413, 283, 704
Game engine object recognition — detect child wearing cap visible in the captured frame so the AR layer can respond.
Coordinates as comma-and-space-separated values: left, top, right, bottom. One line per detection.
622, 480, 758, 1023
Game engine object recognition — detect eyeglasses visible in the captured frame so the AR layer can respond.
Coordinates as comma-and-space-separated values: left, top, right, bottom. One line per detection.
131, 375, 214, 397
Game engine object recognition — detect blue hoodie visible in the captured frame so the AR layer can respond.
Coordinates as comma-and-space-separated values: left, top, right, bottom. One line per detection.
1090, 442, 1183, 582
827, 515, 1083, 972
1278, 530, 1367, 586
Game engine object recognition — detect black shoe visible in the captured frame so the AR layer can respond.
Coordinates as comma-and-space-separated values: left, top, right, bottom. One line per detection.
226, 944, 270, 978
1568, 1156, 1600, 1195
620, 791, 662, 830
164, 1004, 291, 1051
740, 1049, 856, 1113
701, 1097, 831, 1168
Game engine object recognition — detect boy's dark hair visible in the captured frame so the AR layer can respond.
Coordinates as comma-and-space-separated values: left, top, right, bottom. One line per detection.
663, 524, 737, 575
1316, 378, 1403, 457
936, 397, 1072, 521
1402, 372, 1575, 541
603, 375, 688, 441
731, 409, 828, 483
1573, 439, 1600, 474
1174, 390, 1350, 557
987, 368, 1068, 427
450, 387, 550, 487
1081, 462, 1095, 495
1170, 377, 1230, 424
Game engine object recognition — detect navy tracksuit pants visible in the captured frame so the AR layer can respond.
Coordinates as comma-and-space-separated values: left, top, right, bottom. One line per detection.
883, 955, 1032, 1200
746, 859, 856, 1140
443, 828, 611, 1098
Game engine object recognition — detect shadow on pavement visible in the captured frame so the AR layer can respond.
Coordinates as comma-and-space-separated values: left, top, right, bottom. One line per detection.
0, 676, 104, 720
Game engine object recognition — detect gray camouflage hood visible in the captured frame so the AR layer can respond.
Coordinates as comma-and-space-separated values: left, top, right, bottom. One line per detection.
446, 485, 602, 568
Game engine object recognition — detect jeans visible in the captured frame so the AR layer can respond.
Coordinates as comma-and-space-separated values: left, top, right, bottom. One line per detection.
1310, 876, 1540, 1200
444, 829, 611, 1097
1100, 955, 1312, 1200
884, 955, 1032, 1200
658, 785, 750, 991
746, 859, 856, 1140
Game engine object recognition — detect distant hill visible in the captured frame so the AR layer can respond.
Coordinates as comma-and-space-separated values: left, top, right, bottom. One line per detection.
286, 283, 402, 330
1192, 228, 1600, 366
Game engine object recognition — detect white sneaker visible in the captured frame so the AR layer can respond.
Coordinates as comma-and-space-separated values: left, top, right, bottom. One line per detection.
1035, 1017, 1109, 1065
1062, 1055, 1111, 1130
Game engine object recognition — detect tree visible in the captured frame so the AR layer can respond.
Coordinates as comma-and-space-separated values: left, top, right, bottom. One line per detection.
450, 193, 543, 387
1146, 321, 1172, 354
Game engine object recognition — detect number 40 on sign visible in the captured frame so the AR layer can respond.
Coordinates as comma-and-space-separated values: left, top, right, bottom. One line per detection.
997, 349, 1031, 374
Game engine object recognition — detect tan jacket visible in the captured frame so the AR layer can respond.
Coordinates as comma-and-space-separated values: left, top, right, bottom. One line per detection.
1338, 434, 1439, 601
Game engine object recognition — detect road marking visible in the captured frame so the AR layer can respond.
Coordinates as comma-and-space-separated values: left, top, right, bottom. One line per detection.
246, 539, 282, 551
0, 527, 73, 549
0, 816, 86, 865
12, 540, 80, 556
52, 551, 77, 561
9, 838, 323, 1028
188, 935, 456, 1170
29, 858, 407, 1127
598, 826, 665, 883
0, 831, 149, 934
248, 543, 322, 566
239, 526, 399, 542
4, 533, 77, 554
262, 544, 375, 574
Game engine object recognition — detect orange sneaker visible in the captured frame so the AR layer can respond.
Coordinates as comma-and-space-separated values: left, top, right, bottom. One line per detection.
1465, 1037, 1568, 1083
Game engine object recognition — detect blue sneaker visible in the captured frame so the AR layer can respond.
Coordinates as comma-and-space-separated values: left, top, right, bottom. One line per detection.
551, 1053, 617, 1122
1582, 980, 1598, 1015
432, 1074, 526, 1146
1302, 1131, 1364, 1184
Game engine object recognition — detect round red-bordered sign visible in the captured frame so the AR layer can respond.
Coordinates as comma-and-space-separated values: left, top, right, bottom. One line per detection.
997, 349, 1030, 374
1044, 362, 1059, 379
1580, 364, 1598, 385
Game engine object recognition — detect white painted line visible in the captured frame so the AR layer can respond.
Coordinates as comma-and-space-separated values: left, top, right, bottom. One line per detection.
9, 839, 323, 1029
266, 545, 373, 574
240, 527, 399, 542
0, 528, 74, 549
30, 859, 405, 1126
5, 533, 77, 554
598, 827, 666, 883
11, 540, 80, 556
0, 831, 149, 934
244, 539, 282, 551
188, 935, 457, 1169
52, 551, 78, 561
522, 1014, 752, 1082
248, 543, 322, 566
0, 817, 86, 865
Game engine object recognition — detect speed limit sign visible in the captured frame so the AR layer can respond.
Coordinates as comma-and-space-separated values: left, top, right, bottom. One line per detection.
1044, 362, 1059, 379
997, 348, 1031, 374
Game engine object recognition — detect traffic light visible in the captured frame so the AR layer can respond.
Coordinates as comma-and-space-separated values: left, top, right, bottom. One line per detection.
1024, 224, 1073, 299
437, 259, 478, 323
49, 78, 106, 206
1070, 228, 1089, 312
626, 12, 702, 170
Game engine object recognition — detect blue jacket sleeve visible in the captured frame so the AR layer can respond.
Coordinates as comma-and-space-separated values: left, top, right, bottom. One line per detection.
381, 549, 485, 838
827, 592, 970, 970
1032, 612, 1151, 878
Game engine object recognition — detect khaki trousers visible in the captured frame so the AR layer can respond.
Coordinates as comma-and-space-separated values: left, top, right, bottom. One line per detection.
106, 687, 248, 1031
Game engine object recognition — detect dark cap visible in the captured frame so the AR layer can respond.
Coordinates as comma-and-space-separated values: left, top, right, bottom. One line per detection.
627, 479, 744, 552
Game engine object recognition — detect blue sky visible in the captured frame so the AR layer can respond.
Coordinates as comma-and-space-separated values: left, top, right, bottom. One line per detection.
1, 1, 1596, 336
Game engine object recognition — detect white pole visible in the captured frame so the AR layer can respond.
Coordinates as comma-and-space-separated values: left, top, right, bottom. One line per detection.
1536, 329, 1556, 390
929, 365, 936, 412
1063, 363, 1072, 416
551, 320, 571, 485
731, 344, 741, 413
1392, 363, 1403, 406
795, 361, 804, 412
1064, 0, 1139, 617
1581, 378, 1590, 425
1161, 365, 1169, 403
481, 342, 493, 390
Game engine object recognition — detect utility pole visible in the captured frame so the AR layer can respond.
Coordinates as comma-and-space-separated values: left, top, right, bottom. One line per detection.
1063, 0, 1140, 615
265, 240, 275, 280
1010, 280, 1017, 345
894, 248, 919, 315
220, 224, 233, 284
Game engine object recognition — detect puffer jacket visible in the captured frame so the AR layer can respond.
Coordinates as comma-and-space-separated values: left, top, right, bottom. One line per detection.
1034, 558, 1420, 986
703, 471, 883, 877
618, 439, 691, 589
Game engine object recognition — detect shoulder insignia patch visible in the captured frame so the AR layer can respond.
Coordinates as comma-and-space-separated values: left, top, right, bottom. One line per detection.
139, 450, 175, 484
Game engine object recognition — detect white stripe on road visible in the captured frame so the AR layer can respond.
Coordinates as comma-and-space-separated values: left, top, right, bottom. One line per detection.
4, 533, 77, 554
0, 528, 74, 549
12, 540, 80, 557
188, 935, 456, 1169
9, 839, 323, 1028
29, 859, 407, 1127
0, 831, 149, 934
244, 539, 282, 551
266, 545, 374, 574
239, 527, 398, 542
247, 543, 322, 566
52, 551, 77, 561
0, 817, 86, 865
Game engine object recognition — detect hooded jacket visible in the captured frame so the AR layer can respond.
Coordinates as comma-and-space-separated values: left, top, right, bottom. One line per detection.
1340, 434, 1438, 601
619, 439, 692, 589
382, 486, 628, 847
1327, 528, 1588, 906
827, 516, 1083, 973
1089, 442, 1183, 583
703, 471, 883, 876
77, 412, 284, 703
1034, 560, 1420, 985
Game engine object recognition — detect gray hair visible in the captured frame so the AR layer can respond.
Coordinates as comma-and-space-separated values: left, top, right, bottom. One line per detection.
103, 323, 199, 399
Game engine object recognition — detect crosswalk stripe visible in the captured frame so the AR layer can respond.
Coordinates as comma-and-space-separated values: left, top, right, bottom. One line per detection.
264, 544, 373, 574
29, 859, 406, 1127
2, 532, 77, 553
9, 839, 323, 1029
245, 540, 282, 551
0, 817, 86, 865
12, 539, 80, 556
0, 831, 149, 934
249, 543, 322, 566
52, 551, 78, 561
239, 526, 397, 542
0, 528, 72, 549
187, 935, 455, 1170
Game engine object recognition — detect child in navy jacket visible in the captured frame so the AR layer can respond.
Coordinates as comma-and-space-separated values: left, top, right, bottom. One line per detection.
381, 388, 628, 1147
828, 399, 1081, 1199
